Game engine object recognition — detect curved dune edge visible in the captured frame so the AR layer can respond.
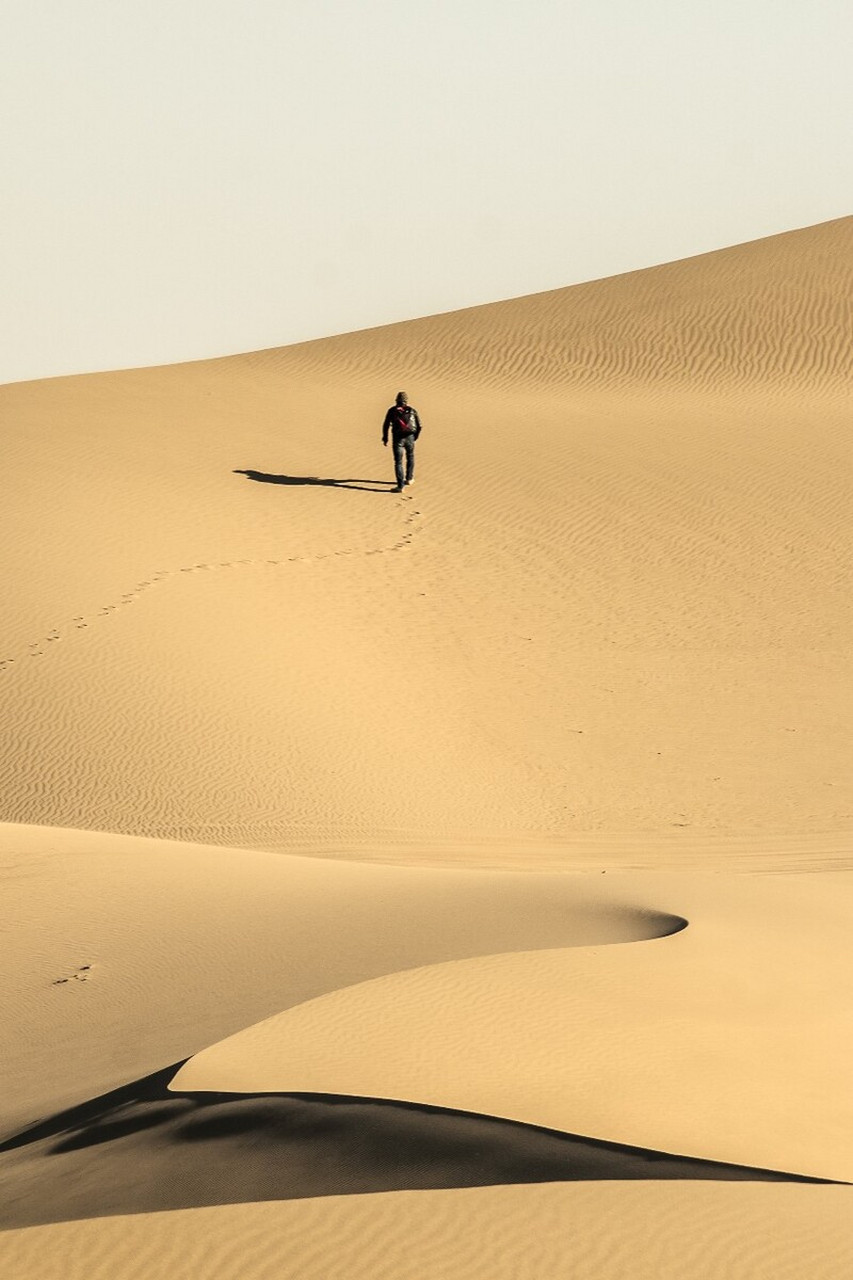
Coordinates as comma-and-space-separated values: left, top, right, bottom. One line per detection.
0, 822, 684, 1133
2, 1185, 853, 1280
173, 870, 853, 1183
4, 824, 852, 1183
0, 1061, 823, 1233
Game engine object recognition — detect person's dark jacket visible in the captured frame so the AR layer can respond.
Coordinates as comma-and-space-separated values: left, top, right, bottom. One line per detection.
382, 404, 422, 445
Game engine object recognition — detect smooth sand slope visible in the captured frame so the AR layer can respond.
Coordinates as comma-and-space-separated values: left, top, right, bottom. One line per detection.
2, 219, 852, 1277
4, 1188, 853, 1280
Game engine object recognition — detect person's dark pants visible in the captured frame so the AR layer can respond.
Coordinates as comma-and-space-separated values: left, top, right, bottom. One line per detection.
392, 435, 415, 489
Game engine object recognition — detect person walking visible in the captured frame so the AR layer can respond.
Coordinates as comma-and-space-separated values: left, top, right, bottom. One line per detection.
382, 391, 422, 492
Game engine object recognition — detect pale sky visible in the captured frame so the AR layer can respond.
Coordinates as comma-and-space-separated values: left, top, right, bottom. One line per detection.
2, 0, 851, 385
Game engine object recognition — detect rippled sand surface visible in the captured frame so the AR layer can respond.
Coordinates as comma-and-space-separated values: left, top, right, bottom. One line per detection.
1, 219, 852, 1276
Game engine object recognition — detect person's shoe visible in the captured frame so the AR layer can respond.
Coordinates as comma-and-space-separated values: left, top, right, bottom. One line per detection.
405, 479, 415, 486
393, 485, 403, 492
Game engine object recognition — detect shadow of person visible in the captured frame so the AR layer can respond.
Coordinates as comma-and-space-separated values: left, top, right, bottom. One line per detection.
234, 470, 393, 493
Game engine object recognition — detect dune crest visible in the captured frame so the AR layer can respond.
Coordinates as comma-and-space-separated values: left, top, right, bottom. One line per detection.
172, 871, 853, 1183
248, 217, 853, 399
0, 823, 682, 1133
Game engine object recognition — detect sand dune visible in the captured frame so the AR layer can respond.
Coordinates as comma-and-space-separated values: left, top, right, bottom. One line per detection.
3, 1061, 816, 1233
2, 220, 852, 1275
0, 822, 684, 1133
1, 218, 851, 849
249, 215, 853, 400
171, 871, 853, 1182
2, 822, 851, 1270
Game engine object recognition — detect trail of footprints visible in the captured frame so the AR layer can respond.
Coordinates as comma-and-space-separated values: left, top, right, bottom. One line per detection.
1, 503, 421, 673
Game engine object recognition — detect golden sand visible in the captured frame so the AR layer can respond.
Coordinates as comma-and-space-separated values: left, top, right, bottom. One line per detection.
1, 219, 851, 1276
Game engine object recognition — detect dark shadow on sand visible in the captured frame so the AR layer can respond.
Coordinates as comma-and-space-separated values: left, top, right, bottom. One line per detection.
235, 470, 394, 493
0, 1061, 836, 1230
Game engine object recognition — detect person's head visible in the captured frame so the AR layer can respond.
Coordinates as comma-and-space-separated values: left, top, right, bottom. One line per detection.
395, 390, 408, 406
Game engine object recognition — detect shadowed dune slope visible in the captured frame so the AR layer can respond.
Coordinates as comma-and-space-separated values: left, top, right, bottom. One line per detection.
1, 219, 851, 851
1, 1062, 822, 1232
5, 824, 850, 1186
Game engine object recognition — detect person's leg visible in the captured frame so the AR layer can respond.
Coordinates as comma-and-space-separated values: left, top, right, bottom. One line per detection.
404, 436, 415, 485
392, 439, 405, 490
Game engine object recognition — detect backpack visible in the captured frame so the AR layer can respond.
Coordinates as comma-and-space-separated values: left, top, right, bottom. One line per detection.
395, 406, 415, 435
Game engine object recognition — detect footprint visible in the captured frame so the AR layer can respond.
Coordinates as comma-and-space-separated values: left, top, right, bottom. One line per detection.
52, 964, 94, 987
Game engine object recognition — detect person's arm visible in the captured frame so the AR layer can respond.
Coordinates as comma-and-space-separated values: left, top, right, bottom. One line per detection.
413, 409, 422, 439
382, 408, 392, 445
